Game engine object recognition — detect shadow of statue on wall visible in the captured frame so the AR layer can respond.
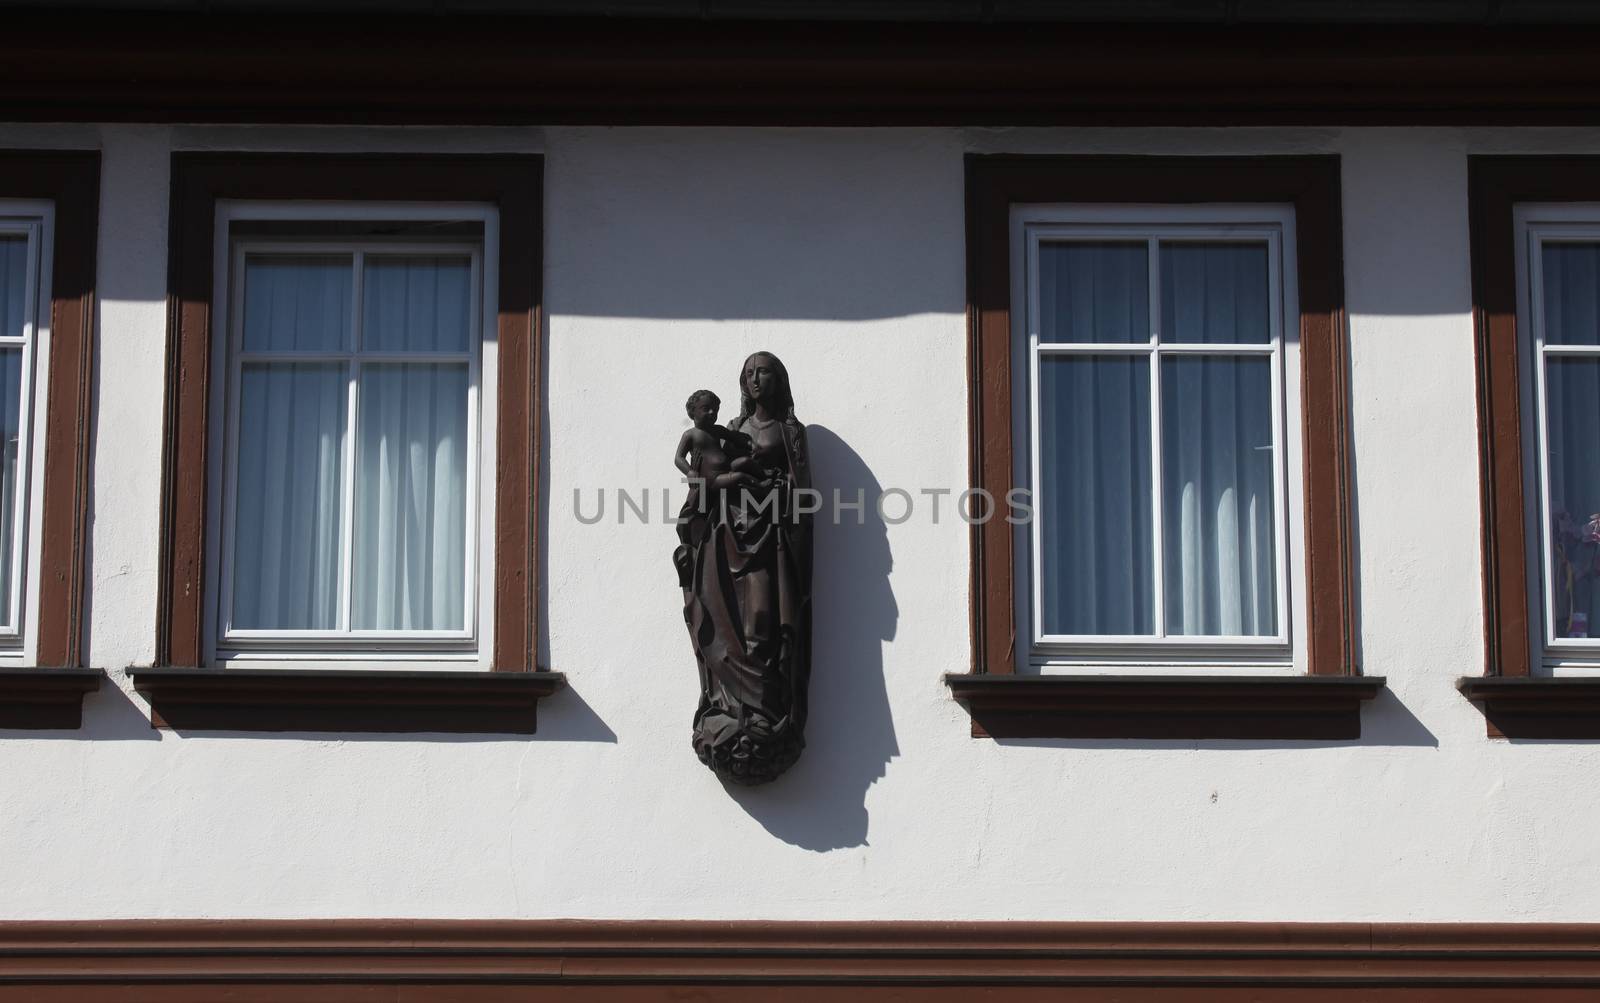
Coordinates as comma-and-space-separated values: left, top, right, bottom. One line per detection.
724, 423, 900, 850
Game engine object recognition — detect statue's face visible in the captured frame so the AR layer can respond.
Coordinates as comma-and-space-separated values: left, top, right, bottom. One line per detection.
744, 355, 779, 403
692, 398, 719, 428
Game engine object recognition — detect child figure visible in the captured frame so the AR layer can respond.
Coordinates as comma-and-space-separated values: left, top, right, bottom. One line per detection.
674, 390, 764, 588
674, 389, 762, 488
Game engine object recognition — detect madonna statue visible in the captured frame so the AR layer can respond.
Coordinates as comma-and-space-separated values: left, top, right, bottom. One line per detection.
672, 352, 812, 785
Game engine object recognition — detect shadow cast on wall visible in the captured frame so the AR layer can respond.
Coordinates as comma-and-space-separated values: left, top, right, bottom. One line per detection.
727, 424, 900, 851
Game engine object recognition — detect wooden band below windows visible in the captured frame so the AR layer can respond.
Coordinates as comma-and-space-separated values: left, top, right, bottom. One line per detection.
0, 920, 1598, 999
129, 667, 565, 734
946, 673, 1385, 740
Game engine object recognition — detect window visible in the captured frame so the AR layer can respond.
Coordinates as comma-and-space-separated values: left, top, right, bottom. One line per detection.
140, 154, 562, 734
951, 156, 1378, 740
1465, 157, 1600, 738
210, 224, 490, 665
1519, 212, 1600, 668
0, 204, 52, 657
1014, 207, 1302, 671
0, 152, 100, 729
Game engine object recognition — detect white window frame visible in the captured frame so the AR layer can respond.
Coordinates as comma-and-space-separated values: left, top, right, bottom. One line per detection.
1513, 204, 1600, 677
1009, 204, 1306, 675
0, 201, 51, 665
203, 201, 500, 670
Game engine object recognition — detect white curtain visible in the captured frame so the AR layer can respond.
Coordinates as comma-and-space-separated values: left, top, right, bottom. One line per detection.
229, 254, 470, 634
0, 236, 25, 342
1162, 355, 1277, 636
0, 237, 26, 628
241, 255, 351, 352
1037, 243, 1153, 634
1160, 243, 1277, 636
1035, 240, 1278, 638
352, 362, 467, 631
363, 256, 470, 352
0, 348, 21, 628
231, 362, 347, 629
1042, 241, 1148, 344
1541, 243, 1600, 633
1039, 355, 1153, 634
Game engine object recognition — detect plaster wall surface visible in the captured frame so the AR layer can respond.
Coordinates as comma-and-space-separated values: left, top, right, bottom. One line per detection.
0, 124, 1593, 922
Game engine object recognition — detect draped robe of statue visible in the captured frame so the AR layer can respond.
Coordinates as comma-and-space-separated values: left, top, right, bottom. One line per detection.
677, 401, 812, 785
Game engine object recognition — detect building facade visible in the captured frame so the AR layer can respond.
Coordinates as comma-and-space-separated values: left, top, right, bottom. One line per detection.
2, 2, 1600, 998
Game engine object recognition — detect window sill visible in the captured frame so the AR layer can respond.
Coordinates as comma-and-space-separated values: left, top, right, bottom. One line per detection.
944, 673, 1385, 740
0, 668, 103, 729
130, 667, 566, 734
1458, 676, 1600, 738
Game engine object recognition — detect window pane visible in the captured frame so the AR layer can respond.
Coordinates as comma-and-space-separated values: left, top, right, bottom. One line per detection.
1038, 355, 1154, 635
241, 255, 352, 353
0, 236, 27, 341
1544, 357, 1600, 637
352, 363, 469, 631
1038, 242, 1148, 344
1542, 243, 1600, 346
362, 256, 471, 353
1161, 242, 1271, 344
1162, 356, 1278, 636
0, 349, 23, 627
231, 363, 346, 630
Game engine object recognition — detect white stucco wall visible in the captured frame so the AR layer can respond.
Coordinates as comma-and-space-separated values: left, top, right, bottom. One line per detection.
0, 123, 1596, 921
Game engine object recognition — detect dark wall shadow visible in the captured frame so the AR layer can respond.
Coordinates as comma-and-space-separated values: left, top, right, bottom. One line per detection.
727, 424, 899, 850
532, 683, 618, 743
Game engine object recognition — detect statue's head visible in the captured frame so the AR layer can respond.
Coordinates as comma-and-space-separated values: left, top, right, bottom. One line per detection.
685, 389, 720, 428
738, 351, 794, 421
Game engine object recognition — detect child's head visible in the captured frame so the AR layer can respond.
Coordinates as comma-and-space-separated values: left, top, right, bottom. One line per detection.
686, 389, 720, 428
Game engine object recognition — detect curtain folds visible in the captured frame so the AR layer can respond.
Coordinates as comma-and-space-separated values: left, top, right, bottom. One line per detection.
229, 253, 471, 635
353, 363, 468, 631
1036, 240, 1278, 639
0, 237, 26, 629
1542, 244, 1600, 635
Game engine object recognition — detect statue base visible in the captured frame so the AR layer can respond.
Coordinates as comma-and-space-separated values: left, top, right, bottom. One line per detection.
692, 710, 804, 786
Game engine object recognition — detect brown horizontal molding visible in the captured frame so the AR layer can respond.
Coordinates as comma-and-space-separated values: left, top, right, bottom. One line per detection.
130, 667, 565, 734
1459, 676, 1600, 739
0, 668, 101, 730
946, 673, 1385, 740
0, 920, 1599, 997
4, 15, 1600, 125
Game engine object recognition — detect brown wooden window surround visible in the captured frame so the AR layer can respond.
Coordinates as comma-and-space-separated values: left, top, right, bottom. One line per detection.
948, 155, 1381, 740
1461, 156, 1600, 738
139, 153, 563, 734
0, 151, 102, 730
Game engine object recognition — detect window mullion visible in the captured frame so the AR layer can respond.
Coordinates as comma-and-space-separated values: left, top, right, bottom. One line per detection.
1148, 236, 1166, 639
337, 253, 363, 635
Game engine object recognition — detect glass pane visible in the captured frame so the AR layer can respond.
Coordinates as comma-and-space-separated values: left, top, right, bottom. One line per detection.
1162, 356, 1278, 636
241, 255, 352, 353
1544, 357, 1600, 637
352, 363, 469, 631
362, 256, 472, 353
1542, 243, 1600, 346
1037, 355, 1154, 635
231, 363, 347, 630
1161, 242, 1271, 344
0, 349, 23, 628
1038, 242, 1148, 344
0, 236, 27, 341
